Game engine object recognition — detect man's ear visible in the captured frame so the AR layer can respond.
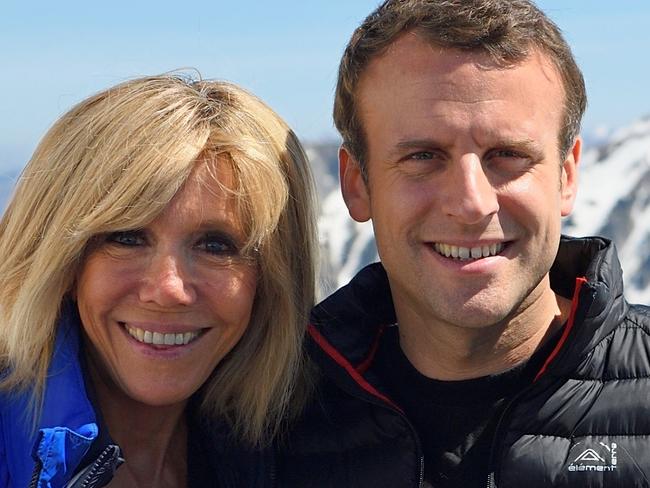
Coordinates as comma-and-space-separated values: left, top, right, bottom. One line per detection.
560, 136, 581, 217
339, 146, 371, 222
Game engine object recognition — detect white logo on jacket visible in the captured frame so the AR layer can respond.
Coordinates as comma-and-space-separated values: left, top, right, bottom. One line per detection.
568, 441, 617, 472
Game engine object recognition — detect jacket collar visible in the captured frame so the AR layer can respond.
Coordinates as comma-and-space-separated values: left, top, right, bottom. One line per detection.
309, 236, 627, 387
545, 236, 628, 377
1, 301, 100, 488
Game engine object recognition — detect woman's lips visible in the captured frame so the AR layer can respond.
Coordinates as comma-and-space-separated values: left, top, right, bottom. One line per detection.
119, 322, 204, 346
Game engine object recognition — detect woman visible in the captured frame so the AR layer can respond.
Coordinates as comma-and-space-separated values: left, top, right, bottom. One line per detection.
0, 75, 317, 487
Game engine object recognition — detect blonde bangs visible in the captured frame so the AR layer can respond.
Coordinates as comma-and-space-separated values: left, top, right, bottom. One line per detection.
0, 74, 318, 446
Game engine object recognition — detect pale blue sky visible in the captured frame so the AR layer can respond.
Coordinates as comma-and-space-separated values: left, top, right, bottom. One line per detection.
2, 1, 650, 170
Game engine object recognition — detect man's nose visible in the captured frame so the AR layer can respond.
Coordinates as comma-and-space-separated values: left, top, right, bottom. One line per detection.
440, 153, 499, 224
138, 252, 196, 307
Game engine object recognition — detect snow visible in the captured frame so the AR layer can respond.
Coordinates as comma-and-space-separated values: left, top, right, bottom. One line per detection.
1, 115, 649, 304
567, 135, 650, 236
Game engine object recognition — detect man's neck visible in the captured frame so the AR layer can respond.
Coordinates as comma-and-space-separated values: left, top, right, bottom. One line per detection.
396, 283, 572, 381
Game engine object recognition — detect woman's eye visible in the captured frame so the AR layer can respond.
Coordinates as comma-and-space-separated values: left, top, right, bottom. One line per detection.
197, 234, 238, 256
106, 231, 145, 247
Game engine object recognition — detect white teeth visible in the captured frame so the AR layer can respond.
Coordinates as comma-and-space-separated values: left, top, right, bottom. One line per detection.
124, 324, 200, 347
451, 245, 459, 258
433, 242, 504, 260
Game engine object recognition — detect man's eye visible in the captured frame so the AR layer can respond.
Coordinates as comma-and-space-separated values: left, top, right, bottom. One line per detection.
399, 150, 445, 176
492, 149, 524, 159
487, 149, 531, 172
408, 151, 434, 160
489, 149, 531, 162
106, 231, 145, 247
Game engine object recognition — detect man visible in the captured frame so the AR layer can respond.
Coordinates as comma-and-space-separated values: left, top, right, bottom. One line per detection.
277, 1, 650, 487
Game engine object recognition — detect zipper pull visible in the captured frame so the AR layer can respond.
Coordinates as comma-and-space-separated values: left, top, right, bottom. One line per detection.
486, 471, 496, 488
65, 444, 124, 488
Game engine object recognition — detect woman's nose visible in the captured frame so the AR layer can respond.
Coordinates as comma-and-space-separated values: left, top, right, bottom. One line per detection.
137, 253, 196, 307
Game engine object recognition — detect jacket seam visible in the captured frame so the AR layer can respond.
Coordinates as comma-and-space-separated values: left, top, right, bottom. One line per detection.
547, 375, 650, 382
619, 319, 650, 334
509, 433, 650, 439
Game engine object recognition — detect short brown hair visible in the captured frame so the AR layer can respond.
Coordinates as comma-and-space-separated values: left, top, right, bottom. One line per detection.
334, 0, 587, 174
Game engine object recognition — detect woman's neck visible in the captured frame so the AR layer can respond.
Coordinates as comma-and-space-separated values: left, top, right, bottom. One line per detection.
86, 354, 189, 487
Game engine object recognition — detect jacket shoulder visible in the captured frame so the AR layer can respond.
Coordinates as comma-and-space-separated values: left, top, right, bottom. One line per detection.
626, 302, 650, 326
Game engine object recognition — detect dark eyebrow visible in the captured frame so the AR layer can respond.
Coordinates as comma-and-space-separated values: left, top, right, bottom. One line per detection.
389, 138, 446, 158
391, 137, 545, 160
492, 138, 545, 160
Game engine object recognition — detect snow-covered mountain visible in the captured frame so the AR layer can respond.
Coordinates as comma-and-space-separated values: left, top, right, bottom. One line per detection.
563, 116, 650, 304
309, 116, 650, 303
1, 117, 648, 303
306, 143, 378, 296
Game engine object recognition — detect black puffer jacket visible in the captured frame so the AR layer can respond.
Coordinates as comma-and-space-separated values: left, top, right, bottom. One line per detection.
277, 236, 650, 487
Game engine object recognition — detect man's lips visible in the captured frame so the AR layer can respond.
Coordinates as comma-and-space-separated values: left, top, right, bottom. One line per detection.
430, 241, 508, 260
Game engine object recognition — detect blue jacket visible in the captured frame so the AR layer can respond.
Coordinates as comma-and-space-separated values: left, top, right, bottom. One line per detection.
0, 304, 122, 488
1, 304, 277, 488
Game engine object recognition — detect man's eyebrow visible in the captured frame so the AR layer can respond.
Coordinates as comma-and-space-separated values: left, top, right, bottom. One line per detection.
388, 137, 547, 159
493, 138, 546, 158
389, 138, 446, 157
399, 136, 545, 149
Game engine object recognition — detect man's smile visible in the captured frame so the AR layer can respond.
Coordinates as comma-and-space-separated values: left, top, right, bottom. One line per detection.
431, 242, 506, 260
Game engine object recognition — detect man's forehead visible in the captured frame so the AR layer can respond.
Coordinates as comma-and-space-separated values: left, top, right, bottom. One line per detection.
360, 33, 560, 93
353, 35, 566, 162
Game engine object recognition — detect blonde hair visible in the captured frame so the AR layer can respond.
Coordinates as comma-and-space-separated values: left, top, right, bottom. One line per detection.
0, 74, 317, 445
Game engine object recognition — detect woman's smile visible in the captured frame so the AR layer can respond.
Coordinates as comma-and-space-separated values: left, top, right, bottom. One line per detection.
76, 160, 258, 407
122, 322, 203, 347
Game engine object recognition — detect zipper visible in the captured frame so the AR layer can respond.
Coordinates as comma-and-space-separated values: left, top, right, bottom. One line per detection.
484, 382, 539, 488
28, 459, 42, 488
67, 444, 123, 488
486, 471, 495, 488
28, 443, 123, 488
310, 327, 425, 487
418, 455, 425, 487
28, 430, 45, 488
350, 386, 425, 486
322, 360, 425, 486
269, 448, 277, 488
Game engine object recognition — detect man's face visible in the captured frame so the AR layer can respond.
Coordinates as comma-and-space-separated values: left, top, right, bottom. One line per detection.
340, 33, 580, 332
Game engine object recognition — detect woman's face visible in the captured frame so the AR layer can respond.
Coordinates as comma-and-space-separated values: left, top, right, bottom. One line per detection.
76, 160, 258, 407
